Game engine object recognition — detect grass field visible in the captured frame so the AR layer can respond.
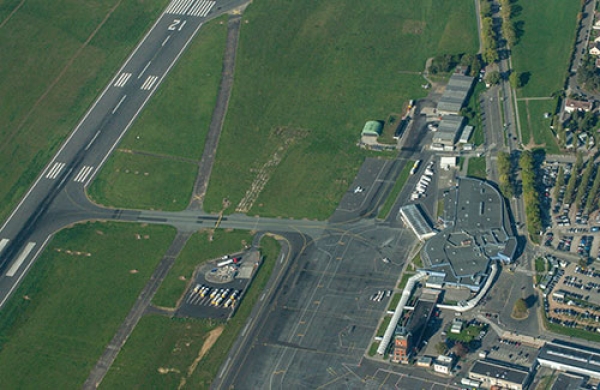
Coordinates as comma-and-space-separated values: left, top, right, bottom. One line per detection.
88, 17, 228, 210
0, 222, 176, 389
467, 156, 487, 179
101, 235, 281, 389
0, 0, 169, 224
517, 99, 559, 153
377, 161, 413, 219
203, 0, 478, 219
152, 229, 254, 308
510, 0, 580, 98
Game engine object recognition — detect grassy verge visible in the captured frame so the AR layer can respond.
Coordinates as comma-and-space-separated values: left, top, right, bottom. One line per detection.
0, 0, 169, 224
397, 272, 415, 290
542, 311, 600, 343
203, 0, 478, 219
437, 199, 444, 218
510, 0, 580, 98
535, 257, 546, 285
467, 156, 486, 179
464, 82, 486, 146
152, 230, 254, 308
412, 252, 423, 268
376, 316, 392, 338
0, 222, 176, 389
377, 161, 413, 219
102, 235, 281, 389
88, 17, 228, 210
368, 341, 379, 357
388, 293, 401, 310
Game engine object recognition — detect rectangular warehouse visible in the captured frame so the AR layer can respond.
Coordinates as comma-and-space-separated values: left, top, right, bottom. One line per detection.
437, 73, 474, 115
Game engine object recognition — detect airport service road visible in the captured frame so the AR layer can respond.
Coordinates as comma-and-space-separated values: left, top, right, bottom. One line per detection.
0, 0, 228, 309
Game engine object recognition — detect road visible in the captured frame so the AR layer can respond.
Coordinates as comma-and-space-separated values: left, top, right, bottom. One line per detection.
0, 0, 249, 310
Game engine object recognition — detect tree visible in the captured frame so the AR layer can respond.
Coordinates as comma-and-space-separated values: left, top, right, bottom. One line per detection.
485, 70, 501, 85
453, 342, 469, 358
509, 72, 522, 89
502, 21, 517, 47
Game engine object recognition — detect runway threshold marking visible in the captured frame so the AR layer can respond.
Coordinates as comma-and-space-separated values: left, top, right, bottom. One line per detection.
187, 0, 214, 17
0, 239, 9, 254
6, 242, 36, 277
74, 166, 94, 183
165, 0, 193, 15
45, 162, 66, 179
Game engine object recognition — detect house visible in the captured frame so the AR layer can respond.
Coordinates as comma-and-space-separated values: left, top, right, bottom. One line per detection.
590, 41, 600, 56
433, 355, 454, 375
564, 98, 592, 113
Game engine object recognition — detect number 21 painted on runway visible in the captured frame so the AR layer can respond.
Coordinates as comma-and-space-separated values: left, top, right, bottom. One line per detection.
168, 19, 186, 31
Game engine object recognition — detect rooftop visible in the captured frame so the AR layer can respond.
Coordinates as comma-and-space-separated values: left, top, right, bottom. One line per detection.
437, 73, 474, 114
469, 359, 530, 386
538, 340, 600, 379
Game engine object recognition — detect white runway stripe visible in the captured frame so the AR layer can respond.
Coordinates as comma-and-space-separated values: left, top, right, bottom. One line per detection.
188, 0, 214, 17
74, 165, 94, 183
113, 72, 132, 87
141, 75, 159, 90
165, 0, 189, 14
46, 162, 65, 179
0, 239, 9, 254
6, 242, 36, 277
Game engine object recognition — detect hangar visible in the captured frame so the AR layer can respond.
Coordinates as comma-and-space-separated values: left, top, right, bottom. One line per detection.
399, 204, 436, 241
437, 73, 475, 115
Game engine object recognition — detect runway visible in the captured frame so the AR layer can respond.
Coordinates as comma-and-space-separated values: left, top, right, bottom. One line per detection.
0, 0, 241, 310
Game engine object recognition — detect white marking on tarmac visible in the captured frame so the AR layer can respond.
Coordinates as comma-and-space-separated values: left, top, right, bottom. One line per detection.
6, 242, 36, 277
85, 130, 101, 151
113, 72, 132, 87
112, 95, 127, 114
141, 76, 159, 90
138, 61, 152, 79
74, 166, 94, 183
0, 239, 9, 254
45, 162, 65, 179
162, 35, 171, 46
218, 357, 231, 379
188, 0, 214, 17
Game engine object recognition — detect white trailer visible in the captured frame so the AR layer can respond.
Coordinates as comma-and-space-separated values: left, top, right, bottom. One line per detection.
217, 259, 234, 267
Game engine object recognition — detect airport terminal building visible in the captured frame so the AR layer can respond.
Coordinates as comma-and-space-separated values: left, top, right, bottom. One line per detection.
421, 177, 516, 292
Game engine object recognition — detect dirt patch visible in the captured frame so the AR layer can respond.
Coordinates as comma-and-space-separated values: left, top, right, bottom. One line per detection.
179, 325, 224, 388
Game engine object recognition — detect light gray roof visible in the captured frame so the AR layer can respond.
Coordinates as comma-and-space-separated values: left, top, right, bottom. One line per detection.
437, 73, 474, 114
538, 341, 600, 379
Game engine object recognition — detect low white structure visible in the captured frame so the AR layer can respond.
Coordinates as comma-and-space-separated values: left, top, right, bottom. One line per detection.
433, 355, 454, 374
440, 156, 457, 170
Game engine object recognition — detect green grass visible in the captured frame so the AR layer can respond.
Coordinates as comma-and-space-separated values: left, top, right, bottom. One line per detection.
388, 293, 401, 310
88, 18, 228, 210
88, 152, 198, 211
203, 0, 478, 219
0, 222, 176, 389
412, 252, 423, 268
377, 161, 413, 219
467, 156, 486, 179
517, 99, 559, 153
446, 324, 485, 343
152, 229, 254, 308
397, 272, 415, 290
102, 235, 281, 389
535, 257, 546, 284
376, 316, 392, 338
510, 0, 580, 98
436, 199, 444, 218
0, 0, 169, 225
542, 311, 600, 343
464, 82, 486, 145
368, 341, 379, 357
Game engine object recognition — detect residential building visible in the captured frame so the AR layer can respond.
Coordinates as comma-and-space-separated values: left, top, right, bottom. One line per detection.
469, 359, 531, 390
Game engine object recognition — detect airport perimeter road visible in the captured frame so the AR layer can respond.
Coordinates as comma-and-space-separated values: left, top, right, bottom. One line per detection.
0, 0, 242, 310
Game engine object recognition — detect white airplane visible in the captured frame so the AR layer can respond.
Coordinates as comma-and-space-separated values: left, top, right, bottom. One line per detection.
354, 186, 364, 194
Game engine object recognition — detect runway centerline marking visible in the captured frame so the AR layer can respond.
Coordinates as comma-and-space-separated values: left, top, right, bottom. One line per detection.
6, 242, 36, 277
45, 162, 66, 179
0, 238, 9, 254
138, 61, 151, 79
112, 95, 127, 114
